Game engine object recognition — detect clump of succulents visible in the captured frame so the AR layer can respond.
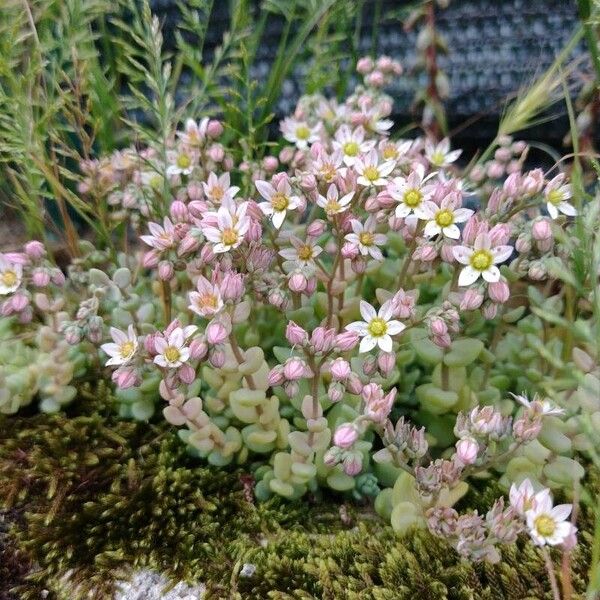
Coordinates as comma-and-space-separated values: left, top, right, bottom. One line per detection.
1, 55, 597, 580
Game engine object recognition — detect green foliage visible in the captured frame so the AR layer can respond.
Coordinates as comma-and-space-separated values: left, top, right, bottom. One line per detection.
0, 392, 595, 599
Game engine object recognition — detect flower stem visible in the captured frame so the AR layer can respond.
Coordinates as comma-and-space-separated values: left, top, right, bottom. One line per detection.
161, 280, 172, 324
542, 546, 561, 600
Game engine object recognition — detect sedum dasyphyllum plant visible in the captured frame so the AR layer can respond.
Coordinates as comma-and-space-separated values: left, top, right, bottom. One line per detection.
1, 56, 597, 574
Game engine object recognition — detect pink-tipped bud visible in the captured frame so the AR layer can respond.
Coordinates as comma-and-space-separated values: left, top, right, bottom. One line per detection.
528, 262, 546, 281
377, 351, 395, 377
268, 366, 285, 387
362, 355, 377, 376
207, 120, 223, 138
460, 288, 484, 311
489, 223, 511, 246
335, 330, 359, 352
488, 280, 510, 304
283, 357, 306, 381
24, 240, 45, 260
32, 269, 50, 287
429, 317, 448, 337
342, 452, 363, 476
515, 233, 532, 253
306, 219, 326, 238
333, 423, 359, 449
262, 155, 279, 172
189, 338, 208, 360
341, 242, 359, 260
286, 321, 308, 346
482, 302, 498, 320
64, 325, 82, 345
328, 382, 344, 403
142, 250, 160, 269
268, 289, 286, 309
158, 261, 174, 281
179, 364, 196, 384
206, 321, 228, 345
209, 347, 225, 368
330, 358, 351, 381
113, 367, 139, 390
311, 326, 336, 353
532, 218, 552, 241
288, 271, 307, 292
208, 145, 225, 162
170, 200, 189, 222
456, 437, 479, 465
346, 373, 363, 395
356, 56, 374, 74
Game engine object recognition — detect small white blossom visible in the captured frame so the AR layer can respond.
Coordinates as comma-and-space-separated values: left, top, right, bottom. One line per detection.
355, 149, 395, 187
202, 201, 250, 253
421, 194, 474, 239
346, 299, 405, 353
101, 325, 139, 367
202, 172, 239, 205
280, 117, 320, 149
0, 254, 22, 295
256, 178, 302, 229
332, 125, 375, 166
345, 216, 387, 261
453, 233, 513, 286
389, 165, 437, 219
316, 184, 354, 217
279, 238, 323, 267
544, 174, 577, 220
154, 326, 197, 369
526, 494, 576, 546
425, 138, 462, 168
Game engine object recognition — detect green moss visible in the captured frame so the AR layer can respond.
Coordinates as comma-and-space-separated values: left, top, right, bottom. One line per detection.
0, 388, 595, 599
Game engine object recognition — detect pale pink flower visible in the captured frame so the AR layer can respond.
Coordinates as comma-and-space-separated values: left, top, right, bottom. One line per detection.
344, 216, 387, 261
526, 494, 576, 546
255, 178, 301, 229
279, 238, 323, 266
101, 325, 139, 367
188, 276, 224, 318
389, 165, 437, 219
544, 174, 576, 220
154, 326, 197, 369
509, 392, 565, 416
311, 149, 345, 183
202, 200, 250, 253
140, 217, 177, 251
453, 232, 513, 286
280, 117, 320, 149
316, 184, 354, 217
202, 172, 239, 205
333, 423, 359, 448
509, 479, 551, 516
166, 149, 197, 177
177, 117, 209, 146
425, 138, 462, 168
332, 125, 375, 166
354, 149, 395, 187
346, 299, 405, 353
421, 194, 474, 240
0, 254, 22, 295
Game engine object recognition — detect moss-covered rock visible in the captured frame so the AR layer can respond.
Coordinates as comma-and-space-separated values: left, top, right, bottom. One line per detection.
0, 388, 595, 599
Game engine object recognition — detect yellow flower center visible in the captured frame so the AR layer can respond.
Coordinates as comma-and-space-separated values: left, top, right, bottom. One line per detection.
368, 317, 387, 337
359, 232, 374, 246
470, 249, 493, 271
222, 228, 239, 246
343, 141, 360, 156
211, 185, 224, 201
164, 346, 181, 363
320, 165, 336, 182
297, 245, 313, 261
119, 341, 135, 359
325, 200, 341, 214
1, 270, 17, 287
176, 154, 191, 169
382, 145, 397, 160
430, 150, 445, 166
271, 192, 289, 212
403, 189, 422, 207
547, 189, 563, 205
363, 166, 380, 182
534, 515, 556, 537
149, 174, 163, 190
199, 293, 218, 309
435, 209, 454, 227
295, 125, 310, 140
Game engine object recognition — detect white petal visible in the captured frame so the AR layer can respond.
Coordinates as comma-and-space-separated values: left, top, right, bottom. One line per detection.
423, 221, 441, 238
546, 203, 559, 219
272, 210, 286, 229
491, 245, 513, 264
359, 336, 377, 353
558, 202, 577, 216
458, 266, 480, 286
386, 320, 406, 335
443, 224, 461, 239
345, 321, 368, 335
377, 335, 393, 352
453, 246, 473, 265
255, 180, 274, 200
359, 300, 376, 321
482, 265, 501, 283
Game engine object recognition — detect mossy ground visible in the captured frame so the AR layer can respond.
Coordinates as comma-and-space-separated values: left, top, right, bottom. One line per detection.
0, 386, 595, 599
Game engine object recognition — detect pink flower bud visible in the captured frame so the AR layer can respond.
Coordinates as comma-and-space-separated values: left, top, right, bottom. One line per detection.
429, 317, 448, 338
207, 120, 223, 138
220, 271, 245, 302
522, 169, 544, 196
455, 437, 478, 465
178, 364, 196, 384
488, 280, 510, 304
113, 367, 139, 389
283, 380, 299, 397
11, 293, 29, 312
377, 351, 395, 376
335, 330, 359, 352
494, 147, 512, 162
64, 325, 81, 345
341, 242, 359, 260
268, 365, 285, 387
333, 423, 359, 449
482, 302, 498, 319
142, 250, 160, 269
24, 240, 45, 260
268, 289, 286, 309
515, 233, 531, 253
356, 56, 374, 74
311, 326, 336, 353
528, 262, 546, 281
262, 155, 278, 172
51, 269, 66, 287
286, 321, 308, 346
208, 145, 224, 162
206, 321, 228, 345
306, 219, 326, 238
283, 358, 306, 381
344, 373, 362, 395
460, 288, 484, 311
178, 234, 201, 256
170, 200, 189, 222
32, 269, 50, 287
328, 382, 344, 403
209, 347, 225, 368
330, 358, 351, 381
488, 223, 511, 246
531, 218, 552, 241
486, 161, 504, 179
342, 452, 363, 476
187, 182, 204, 202
288, 271, 307, 292
158, 261, 174, 281
189, 337, 208, 360
304, 277, 316, 295
365, 70, 385, 87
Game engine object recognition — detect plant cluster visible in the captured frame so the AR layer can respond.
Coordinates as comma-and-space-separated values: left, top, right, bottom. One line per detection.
1, 49, 598, 585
